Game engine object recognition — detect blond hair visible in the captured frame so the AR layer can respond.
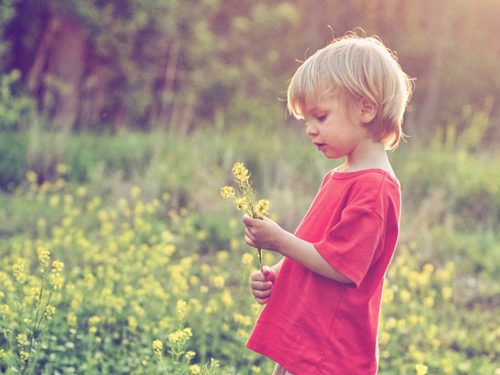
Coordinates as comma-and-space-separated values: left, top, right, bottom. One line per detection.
287, 32, 414, 150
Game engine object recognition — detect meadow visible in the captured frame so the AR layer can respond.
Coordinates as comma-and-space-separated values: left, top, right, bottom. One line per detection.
1, 120, 500, 374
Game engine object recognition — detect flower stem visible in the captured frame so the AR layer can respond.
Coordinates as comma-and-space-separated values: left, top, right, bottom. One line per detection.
257, 248, 263, 273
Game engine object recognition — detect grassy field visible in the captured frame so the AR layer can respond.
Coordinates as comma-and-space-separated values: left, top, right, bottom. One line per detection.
1, 125, 499, 374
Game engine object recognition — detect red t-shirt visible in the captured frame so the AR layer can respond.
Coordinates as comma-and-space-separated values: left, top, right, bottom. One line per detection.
246, 169, 401, 375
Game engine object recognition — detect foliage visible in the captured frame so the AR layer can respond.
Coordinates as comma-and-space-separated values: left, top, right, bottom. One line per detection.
0, 70, 33, 131
1, 0, 499, 137
0, 123, 500, 372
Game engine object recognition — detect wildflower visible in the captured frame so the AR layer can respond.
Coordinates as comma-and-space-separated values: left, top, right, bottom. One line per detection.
232, 162, 250, 182
49, 195, 60, 207
255, 199, 270, 218
131, 186, 141, 198
190, 364, 201, 374
76, 186, 87, 198
13, 263, 26, 283
68, 312, 77, 326
222, 162, 271, 271
152, 339, 163, 357
242, 253, 254, 267
0, 349, 4, 358
45, 305, 56, 320
216, 250, 229, 262
379, 332, 390, 344
415, 364, 428, 375
128, 316, 138, 331
235, 197, 248, 211
221, 290, 234, 307
212, 276, 225, 289
176, 300, 188, 319
26, 170, 37, 183
185, 351, 196, 360
17, 333, 29, 347
400, 289, 411, 303
19, 350, 29, 361
168, 328, 192, 344
234, 314, 252, 326
442, 287, 453, 300
221, 186, 236, 200
50, 273, 64, 290
57, 163, 68, 174
89, 316, 101, 325
52, 260, 64, 273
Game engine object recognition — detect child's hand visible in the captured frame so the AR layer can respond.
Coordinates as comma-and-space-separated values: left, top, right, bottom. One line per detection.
250, 266, 276, 305
243, 214, 285, 252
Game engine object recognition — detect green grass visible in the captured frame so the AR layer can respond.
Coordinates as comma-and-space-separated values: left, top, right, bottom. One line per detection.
0, 125, 499, 373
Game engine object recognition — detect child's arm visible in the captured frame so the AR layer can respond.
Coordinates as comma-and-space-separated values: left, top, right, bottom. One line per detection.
243, 215, 352, 284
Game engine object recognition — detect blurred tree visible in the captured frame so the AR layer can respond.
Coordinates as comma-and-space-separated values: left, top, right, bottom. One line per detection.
0, 0, 499, 141
2, 0, 301, 132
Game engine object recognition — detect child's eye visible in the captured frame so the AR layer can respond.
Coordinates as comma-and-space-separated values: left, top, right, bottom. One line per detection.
317, 115, 327, 122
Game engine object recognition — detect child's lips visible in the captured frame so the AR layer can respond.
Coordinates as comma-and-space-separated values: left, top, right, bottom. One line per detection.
313, 142, 326, 150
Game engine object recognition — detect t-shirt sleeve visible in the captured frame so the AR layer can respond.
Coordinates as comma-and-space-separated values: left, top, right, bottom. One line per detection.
313, 206, 384, 287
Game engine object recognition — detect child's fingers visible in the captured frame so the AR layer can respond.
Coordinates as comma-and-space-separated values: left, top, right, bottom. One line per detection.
250, 270, 267, 281
251, 279, 273, 291
251, 270, 274, 284
252, 288, 272, 299
255, 296, 269, 305
262, 266, 276, 283
242, 214, 256, 226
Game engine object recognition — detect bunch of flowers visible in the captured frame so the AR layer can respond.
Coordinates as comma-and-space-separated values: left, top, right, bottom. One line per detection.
221, 162, 270, 272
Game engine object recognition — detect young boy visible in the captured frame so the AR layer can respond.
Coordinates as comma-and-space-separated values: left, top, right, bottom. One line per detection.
242, 33, 413, 374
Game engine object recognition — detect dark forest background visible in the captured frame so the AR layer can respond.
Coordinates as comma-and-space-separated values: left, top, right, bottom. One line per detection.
1, 0, 499, 138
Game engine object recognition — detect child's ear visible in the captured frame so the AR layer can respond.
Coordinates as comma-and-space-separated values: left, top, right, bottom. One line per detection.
359, 98, 377, 124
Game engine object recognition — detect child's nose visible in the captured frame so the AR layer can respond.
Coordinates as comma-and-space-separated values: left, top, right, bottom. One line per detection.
306, 123, 318, 136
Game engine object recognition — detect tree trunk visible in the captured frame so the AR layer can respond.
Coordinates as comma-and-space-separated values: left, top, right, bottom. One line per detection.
417, 0, 454, 135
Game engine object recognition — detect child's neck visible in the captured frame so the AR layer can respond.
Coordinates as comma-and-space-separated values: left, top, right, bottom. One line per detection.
338, 141, 395, 177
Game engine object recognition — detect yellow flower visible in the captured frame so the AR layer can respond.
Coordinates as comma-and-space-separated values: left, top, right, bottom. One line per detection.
176, 299, 188, 318
232, 162, 250, 182
44, 305, 56, 320
131, 186, 141, 198
128, 316, 138, 331
400, 289, 411, 303
442, 287, 453, 300
234, 314, 252, 326
26, 170, 37, 183
57, 163, 68, 174
17, 333, 29, 347
168, 328, 192, 344
50, 273, 64, 290
76, 186, 87, 198
221, 186, 236, 200
185, 351, 196, 360
221, 290, 234, 307
68, 312, 77, 326
235, 198, 248, 211
89, 316, 101, 325
52, 260, 64, 273
190, 364, 201, 374
20, 350, 29, 361
255, 199, 270, 218
37, 247, 51, 267
415, 364, 428, 375
242, 253, 254, 266
212, 276, 225, 289
152, 339, 163, 356
13, 263, 26, 282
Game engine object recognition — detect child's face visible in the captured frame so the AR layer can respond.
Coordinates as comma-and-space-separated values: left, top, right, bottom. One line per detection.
303, 95, 368, 160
